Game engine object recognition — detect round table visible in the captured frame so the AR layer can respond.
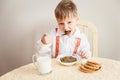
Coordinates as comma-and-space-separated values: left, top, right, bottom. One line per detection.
0, 57, 120, 80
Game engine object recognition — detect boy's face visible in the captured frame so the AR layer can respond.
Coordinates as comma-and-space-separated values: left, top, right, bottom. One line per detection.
56, 17, 78, 36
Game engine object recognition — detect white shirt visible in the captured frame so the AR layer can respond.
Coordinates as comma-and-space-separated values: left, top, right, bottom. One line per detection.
37, 27, 91, 58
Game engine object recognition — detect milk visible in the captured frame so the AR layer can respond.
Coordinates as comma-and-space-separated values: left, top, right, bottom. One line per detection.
32, 47, 52, 75
37, 56, 52, 74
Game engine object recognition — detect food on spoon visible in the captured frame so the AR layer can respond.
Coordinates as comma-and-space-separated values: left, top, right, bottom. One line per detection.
60, 56, 77, 63
65, 30, 71, 35
63, 30, 71, 35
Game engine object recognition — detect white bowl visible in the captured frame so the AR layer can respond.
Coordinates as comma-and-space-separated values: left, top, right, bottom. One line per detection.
57, 54, 80, 66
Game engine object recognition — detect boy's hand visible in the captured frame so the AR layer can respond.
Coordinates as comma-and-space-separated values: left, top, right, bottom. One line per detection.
80, 50, 89, 59
41, 33, 51, 45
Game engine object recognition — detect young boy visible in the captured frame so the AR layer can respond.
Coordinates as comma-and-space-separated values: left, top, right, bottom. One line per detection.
36, 0, 91, 59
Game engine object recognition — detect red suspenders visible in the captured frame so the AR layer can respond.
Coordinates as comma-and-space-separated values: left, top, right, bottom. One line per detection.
55, 28, 59, 58
73, 38, 81, 54
55, 36, 60, 58
55, 28, 81, 58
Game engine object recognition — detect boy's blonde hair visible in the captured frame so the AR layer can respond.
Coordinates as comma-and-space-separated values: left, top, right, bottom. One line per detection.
55, 0, 78, 20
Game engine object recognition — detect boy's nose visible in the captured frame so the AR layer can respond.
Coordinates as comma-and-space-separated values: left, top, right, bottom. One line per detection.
64, 24, 69, 30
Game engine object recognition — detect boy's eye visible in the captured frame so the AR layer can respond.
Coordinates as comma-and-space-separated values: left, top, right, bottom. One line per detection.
59, 23, 64, 25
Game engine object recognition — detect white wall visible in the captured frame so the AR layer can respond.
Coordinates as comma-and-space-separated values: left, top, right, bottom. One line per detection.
0, 0, 120, 76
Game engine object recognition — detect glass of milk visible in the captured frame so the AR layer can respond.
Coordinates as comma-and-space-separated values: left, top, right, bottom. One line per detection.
32, 48, 52, 75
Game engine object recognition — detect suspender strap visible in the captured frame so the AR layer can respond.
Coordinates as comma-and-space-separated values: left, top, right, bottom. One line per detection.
73, 38, 81, 54
55, 36, 60, 58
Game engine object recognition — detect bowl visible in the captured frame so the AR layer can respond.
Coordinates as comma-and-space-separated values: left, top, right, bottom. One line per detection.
57, 54, 80, 66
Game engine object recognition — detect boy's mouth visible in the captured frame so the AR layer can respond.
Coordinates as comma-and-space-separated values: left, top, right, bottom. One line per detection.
63, 30, 71, 35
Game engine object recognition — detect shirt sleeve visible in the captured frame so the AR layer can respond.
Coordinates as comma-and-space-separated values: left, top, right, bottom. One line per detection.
35, 40, 51, 53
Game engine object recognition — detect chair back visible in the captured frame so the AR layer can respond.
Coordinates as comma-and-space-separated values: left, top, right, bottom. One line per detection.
77, 20, 98, 57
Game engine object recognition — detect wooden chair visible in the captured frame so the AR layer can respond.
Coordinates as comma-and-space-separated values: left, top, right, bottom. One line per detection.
77, 20, 98, 57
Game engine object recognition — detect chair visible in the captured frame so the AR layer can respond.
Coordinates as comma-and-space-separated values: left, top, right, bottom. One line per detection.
77, 20, 98, 57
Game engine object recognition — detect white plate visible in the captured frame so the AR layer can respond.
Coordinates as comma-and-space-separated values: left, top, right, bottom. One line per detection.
57, 54, 80, 66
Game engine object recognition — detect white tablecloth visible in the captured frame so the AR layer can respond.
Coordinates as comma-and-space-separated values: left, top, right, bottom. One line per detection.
0, 57, 120, 80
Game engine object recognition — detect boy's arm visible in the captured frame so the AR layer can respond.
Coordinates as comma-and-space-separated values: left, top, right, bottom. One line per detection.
35, 39, 51, 53
35, 28, 55, 53
79, 33, 92, 59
